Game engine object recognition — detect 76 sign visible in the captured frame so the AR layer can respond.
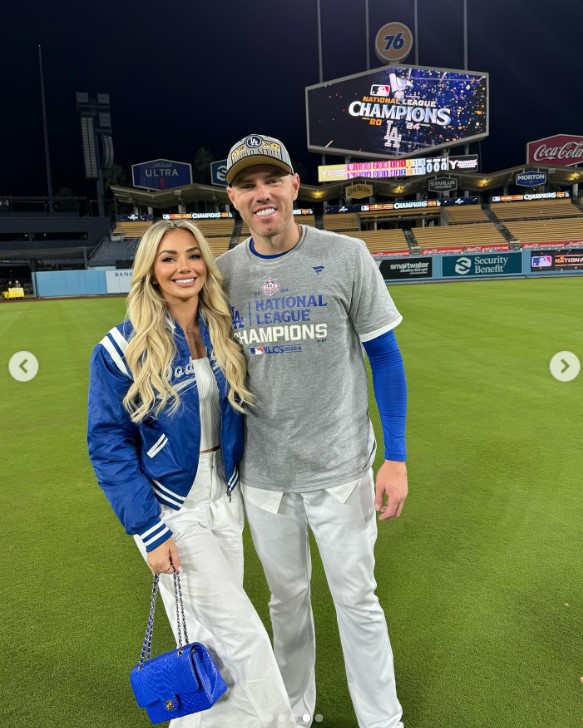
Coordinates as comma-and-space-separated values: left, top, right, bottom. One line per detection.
375, 22, 413, 63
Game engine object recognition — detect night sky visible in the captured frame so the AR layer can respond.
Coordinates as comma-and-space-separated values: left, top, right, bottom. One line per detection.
2, 0, 582, 199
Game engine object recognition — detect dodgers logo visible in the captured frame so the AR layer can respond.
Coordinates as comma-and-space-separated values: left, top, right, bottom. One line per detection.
260, 276, 281, 297
246, 135, 262, 148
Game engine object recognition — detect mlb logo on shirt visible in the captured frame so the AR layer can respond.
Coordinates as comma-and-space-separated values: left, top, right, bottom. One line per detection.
250, 346, 265, 355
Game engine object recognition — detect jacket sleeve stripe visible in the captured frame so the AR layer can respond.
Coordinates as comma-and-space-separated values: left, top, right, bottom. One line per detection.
152, 479, 186, 505
147, 435, 168, 458
109, 326, 129, 354
153, 486, 184, 509
140, 522, 170, 544
100, 336, 130, 377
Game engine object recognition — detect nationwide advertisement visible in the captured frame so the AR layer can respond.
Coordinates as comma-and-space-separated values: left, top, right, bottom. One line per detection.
526, 134, 583, 167
132, 159, 193, 190
380, 256, 432, 279
530, 250, 583, 271
306, 64, 488, 159
442, 252, 522, 277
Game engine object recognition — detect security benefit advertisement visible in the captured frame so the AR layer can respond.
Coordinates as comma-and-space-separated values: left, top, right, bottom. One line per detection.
442, 252, 522, 278
379, 257, 432, 280
530, 250, 583, 272
306, 64, 488, 159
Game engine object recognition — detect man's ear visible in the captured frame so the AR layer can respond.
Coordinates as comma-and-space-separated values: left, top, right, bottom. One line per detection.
291, 173, 300, 201
226, 185, 238, 210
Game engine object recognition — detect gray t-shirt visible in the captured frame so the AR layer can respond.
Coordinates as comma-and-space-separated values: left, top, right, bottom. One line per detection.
216, 225, 402, 492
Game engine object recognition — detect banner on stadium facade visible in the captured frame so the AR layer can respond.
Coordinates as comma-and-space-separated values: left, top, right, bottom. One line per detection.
441, 252, 522, 278
306, 64, 488, 160
163, 212, 234, 220
380, 256, 432, 280
530, 250, 583, 271
210, 159, 228, 187
526, 134, 583, 166
441, 196, 481, 206
515, 171, 547, 187
345, 183, 374, 199
106, 270, 132, 293
132, 159, 193, 190
427, 177, 458, 192
371, 200, 441, 212
491, 191, 570, 203
522, 241, 583, 249
421, 243, 509, 256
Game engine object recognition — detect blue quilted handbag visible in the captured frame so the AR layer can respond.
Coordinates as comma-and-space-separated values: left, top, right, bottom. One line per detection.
130, 572, 227, 724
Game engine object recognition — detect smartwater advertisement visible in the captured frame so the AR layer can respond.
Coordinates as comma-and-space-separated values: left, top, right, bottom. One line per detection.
380, 257, 432, 280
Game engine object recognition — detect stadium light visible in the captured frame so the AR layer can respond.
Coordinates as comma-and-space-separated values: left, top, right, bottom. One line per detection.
76, 92, 115, 218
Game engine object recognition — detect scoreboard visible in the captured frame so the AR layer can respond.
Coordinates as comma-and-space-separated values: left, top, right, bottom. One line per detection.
318, 155, 478, 182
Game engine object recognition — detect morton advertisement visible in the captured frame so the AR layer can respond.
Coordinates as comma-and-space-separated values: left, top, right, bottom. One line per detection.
306, 63, 488, 159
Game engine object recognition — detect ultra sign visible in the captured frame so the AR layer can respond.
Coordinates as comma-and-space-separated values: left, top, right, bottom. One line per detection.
132, 159, 192, 190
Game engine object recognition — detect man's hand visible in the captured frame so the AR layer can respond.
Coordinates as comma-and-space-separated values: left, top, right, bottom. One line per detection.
375, 460, 408, 521
146, 537, 182, 575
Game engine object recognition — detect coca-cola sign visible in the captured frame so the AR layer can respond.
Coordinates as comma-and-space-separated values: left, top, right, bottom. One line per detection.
526, 134, 583, 166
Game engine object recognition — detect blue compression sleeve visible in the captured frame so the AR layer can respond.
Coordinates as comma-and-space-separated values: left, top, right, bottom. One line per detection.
362, 330, 407, 461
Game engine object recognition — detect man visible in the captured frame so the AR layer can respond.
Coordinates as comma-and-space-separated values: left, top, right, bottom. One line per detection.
217, 134, 408, 728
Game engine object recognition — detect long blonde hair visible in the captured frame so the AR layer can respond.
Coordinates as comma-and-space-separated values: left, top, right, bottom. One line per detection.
122, 219, 252, 423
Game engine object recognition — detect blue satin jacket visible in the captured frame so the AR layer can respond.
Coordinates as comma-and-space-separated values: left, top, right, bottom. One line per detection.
87, 315, 243, 552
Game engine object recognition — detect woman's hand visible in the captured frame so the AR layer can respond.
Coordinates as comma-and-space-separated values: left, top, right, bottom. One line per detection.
146, 537, 182, 575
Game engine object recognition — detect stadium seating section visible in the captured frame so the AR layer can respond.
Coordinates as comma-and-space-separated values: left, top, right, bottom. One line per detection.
411, 221, 507, 249
107, 198, 583, 261
490, 199, 578, 221
343, 229, 409, 253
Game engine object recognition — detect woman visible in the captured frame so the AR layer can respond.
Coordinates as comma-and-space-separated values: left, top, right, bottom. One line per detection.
87, 219, 296, 727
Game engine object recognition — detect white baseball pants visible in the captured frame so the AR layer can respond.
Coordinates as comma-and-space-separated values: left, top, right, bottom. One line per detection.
243, 469, 404, 728
135, 450, 296, 727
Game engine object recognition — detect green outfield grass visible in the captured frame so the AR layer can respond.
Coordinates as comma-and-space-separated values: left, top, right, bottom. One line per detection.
1, 277, 582, 727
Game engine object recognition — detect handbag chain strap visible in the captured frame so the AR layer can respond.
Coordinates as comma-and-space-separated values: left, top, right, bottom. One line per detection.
138, 571, 190, 668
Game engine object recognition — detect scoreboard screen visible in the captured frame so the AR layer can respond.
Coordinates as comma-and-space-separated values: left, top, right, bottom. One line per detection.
306, 64, 488, 160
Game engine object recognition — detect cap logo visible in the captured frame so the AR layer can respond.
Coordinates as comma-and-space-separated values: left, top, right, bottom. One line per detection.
245, 135, 263, 148
226, 134, 293, 183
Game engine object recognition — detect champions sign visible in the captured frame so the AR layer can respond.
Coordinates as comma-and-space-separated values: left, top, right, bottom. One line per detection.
306, 64, 488, 159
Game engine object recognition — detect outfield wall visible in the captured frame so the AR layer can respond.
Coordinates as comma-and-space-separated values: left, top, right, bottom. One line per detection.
376, 249, 583, 283
34, 269, 132, 297
31, 249, 583, 297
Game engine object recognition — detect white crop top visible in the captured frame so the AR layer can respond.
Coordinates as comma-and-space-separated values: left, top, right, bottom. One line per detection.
191, 357, 220, 451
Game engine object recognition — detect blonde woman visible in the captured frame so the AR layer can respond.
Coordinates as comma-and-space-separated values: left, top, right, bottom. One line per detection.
88, 220, 296, 727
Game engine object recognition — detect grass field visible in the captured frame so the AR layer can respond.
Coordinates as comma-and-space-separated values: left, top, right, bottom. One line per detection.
1, 276, 582, 728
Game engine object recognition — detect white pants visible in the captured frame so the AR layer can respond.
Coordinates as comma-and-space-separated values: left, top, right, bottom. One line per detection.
244, 469, 404, 728
136, 450, 296, 727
